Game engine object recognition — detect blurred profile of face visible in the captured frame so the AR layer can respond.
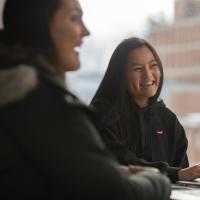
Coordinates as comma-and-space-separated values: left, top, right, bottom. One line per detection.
50, 0, 89, 73
126, 47, 161, 107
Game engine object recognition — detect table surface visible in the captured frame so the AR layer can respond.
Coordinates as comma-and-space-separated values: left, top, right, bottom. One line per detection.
170, 184, 200, 200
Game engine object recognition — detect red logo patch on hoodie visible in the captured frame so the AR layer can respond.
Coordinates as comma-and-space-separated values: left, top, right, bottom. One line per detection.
156, 129, 164, 135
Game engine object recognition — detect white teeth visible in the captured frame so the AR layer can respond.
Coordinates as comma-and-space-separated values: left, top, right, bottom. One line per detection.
141, 81, 154, 86
144, 81, 153, 85
74, 46, 81, 53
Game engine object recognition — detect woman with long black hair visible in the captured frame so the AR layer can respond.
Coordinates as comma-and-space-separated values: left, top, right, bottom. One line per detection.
91, 37, 200, 183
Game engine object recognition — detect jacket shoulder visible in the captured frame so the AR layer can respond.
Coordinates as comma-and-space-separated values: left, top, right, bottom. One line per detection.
0, 64, 38, 106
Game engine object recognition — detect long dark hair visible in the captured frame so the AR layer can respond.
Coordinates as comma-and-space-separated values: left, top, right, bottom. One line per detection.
91, 37, 164, 156
0, 0, 62, 64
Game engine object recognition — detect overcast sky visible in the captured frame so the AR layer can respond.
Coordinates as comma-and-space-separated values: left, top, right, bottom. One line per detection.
0, 0, 174, 37
80, 0, 174, 39
71, 0, 175, 75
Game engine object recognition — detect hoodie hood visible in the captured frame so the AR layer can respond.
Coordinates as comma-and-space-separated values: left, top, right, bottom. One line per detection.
129, 98, 166, 113
143, 99, 166, 111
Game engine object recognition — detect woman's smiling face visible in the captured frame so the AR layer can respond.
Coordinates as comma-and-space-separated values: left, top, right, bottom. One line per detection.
127, 47, 161, 107
50, 0, 89, 73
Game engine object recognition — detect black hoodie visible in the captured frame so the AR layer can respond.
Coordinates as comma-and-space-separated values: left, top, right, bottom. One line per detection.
92, 98, 189, 182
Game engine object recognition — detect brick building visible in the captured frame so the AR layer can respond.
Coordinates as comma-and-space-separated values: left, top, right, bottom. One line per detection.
148, 0, 200, 116
147, 0, 200, 164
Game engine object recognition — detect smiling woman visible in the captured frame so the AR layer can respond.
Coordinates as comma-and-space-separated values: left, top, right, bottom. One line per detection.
50, 0, 89, 72
91, 37, 200, 183
127, 47, 161, 108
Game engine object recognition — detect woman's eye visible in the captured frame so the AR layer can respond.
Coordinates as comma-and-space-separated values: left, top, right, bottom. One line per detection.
151, 63, 159, 67
133, 67, 142, 71
130, 65, 142, 71
71, 14, 81, 21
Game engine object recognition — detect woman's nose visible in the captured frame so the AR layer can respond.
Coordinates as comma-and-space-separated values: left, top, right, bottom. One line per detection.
143, 65, 152, 78
82, 22, 90, 37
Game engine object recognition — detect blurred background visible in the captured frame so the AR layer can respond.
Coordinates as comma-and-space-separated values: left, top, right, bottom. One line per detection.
0, 0, 200, 165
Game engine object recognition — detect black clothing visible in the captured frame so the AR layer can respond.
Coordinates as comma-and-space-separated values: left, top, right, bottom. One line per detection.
0, 49, 171, 199
92, 98, 189, 182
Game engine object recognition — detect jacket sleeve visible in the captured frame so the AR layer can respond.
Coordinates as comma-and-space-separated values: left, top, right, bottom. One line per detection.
2, 81, 171, 200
